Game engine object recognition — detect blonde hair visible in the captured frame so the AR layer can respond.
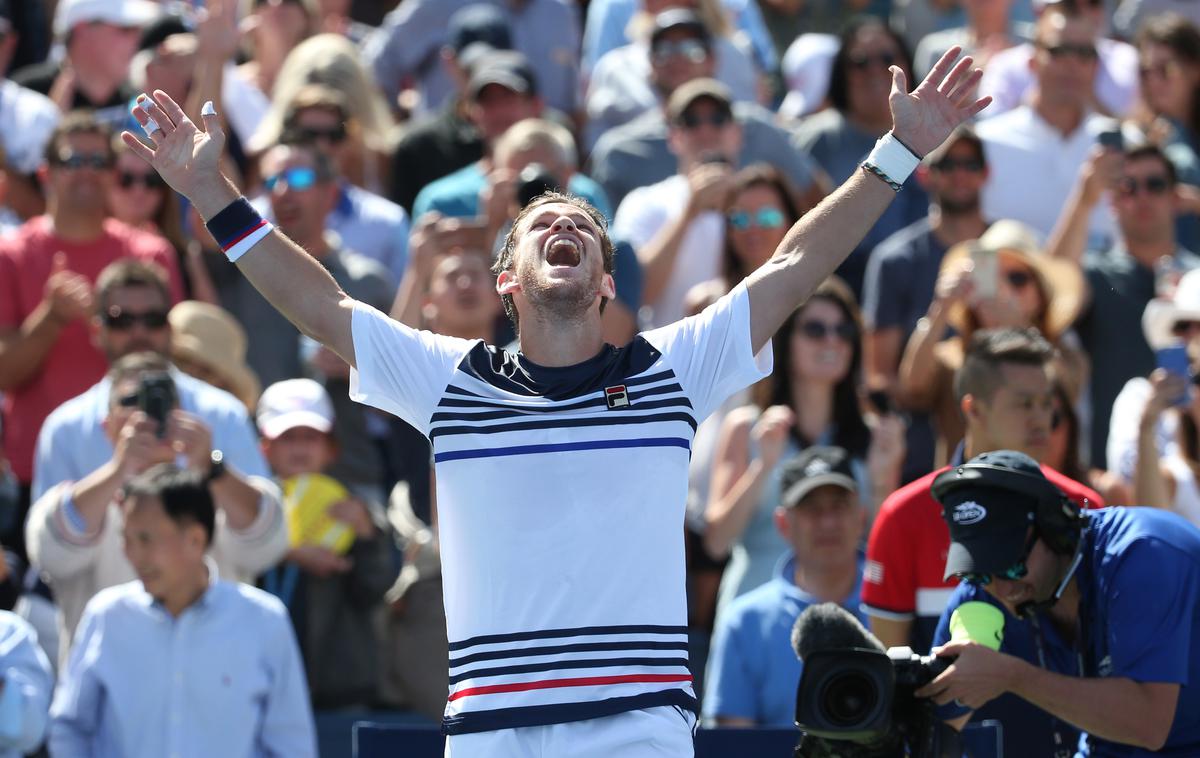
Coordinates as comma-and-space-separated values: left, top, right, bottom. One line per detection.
627, 0, 732, 42
493, 119, 577, 170
249, 34, 396, 155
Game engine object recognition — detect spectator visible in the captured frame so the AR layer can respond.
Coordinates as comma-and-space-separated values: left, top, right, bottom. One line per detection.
11, 0, 159, 128
106, 136, 186, 261
1049, 144, 1200, 470
364, 0, 580, 119
1115, 0, 1200, 39
703, 446, 867, 728
706, 278, 904, 619
922, 451, 1200, 756
48, 465, 316, 757
0, 0, 59, 223
864, 329, 1103, 756
760, 1, 888, 54
980, 0, 1139, 120
584, 6, 760, 151
167, 300, 262, 412
778, 33, 840, 123
898, 220, 1087, 466
28, 352, 287, 661
1048, 378, 1128, 505
231, 0, 317, 128
0, 611, 53, 758
974, 2, 1117, 241
257, 379, 395, 709
0, 113, 182, 556
913, 0, 1033, 81
792, 16, 929, 297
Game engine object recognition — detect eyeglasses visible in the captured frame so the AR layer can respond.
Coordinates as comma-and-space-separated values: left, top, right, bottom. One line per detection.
797, 320, 857, 342
1139, 61, 1180, 80
102, 308, 169, 331
847, 51, 897, 71
264, 166, 319, 192
960, 561, 1028, 587
651, 39, 710, 65
728, 207, 787, 230
1004, 269, 1035, 290
1040, 42, 1098, 61
1116, 175, 1171, 197
50, 152, 113, 170
933, 157, 985, 173
676, 110, 732, 130
116, 171, 165, 190
287, 124, 348, 144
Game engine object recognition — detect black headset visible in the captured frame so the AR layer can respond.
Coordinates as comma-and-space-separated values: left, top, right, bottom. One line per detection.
931, 462, 1087, 555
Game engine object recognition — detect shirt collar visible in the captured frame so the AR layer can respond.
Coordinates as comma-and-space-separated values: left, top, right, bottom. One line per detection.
141, 556, 222, 615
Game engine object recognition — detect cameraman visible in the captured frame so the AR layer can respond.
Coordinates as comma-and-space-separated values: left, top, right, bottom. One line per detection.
917, 450, 1200, 755
27, 352, 287, 664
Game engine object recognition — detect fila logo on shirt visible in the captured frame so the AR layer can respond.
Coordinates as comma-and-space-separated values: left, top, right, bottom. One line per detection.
605, 385, 630, 409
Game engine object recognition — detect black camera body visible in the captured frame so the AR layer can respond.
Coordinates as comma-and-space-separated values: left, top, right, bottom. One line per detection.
796, 647, 957, 758
136, 372, 177, 438
516, 163, 561, 209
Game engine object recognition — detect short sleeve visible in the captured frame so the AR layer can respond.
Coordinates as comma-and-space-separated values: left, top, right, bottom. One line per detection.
1104, 540, 1198, 684
348, 302, 478, 434
640, 281, 772, 423
702, 607, 759, 722
861, 496, 918, 618
0, 248, 19, 328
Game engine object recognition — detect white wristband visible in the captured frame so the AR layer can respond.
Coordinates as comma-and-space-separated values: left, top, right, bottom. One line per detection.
864, 132, 921, 189
224, 221, 273, 262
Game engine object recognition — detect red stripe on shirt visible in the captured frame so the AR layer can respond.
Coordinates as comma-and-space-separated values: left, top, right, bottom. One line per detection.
220, 219, 269, 251
448, 673, 693, 702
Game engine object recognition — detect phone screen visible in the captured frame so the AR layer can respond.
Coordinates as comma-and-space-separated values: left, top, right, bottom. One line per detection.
1156, 345, 1193, 407
972, 249, 998, 300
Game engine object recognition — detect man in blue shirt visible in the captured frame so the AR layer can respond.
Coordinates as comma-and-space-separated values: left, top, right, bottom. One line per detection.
703, 446, 866, 727
49, 464, 315, 757
918, 450, 1200, 756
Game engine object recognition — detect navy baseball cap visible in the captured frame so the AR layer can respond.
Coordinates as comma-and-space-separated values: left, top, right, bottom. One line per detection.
780, 447, 858, 508
937, 451, 1045, 580
447, 4, 512, 55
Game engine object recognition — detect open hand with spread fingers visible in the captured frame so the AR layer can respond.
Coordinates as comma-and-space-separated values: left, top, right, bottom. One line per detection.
889, 46, 992, 158
121, 90, 238, 218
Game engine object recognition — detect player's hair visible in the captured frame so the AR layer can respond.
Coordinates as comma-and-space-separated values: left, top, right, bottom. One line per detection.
120, 464, 216, 546
955, 328, 1056, 402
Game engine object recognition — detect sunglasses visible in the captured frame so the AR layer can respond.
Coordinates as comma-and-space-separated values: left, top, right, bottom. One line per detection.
798, 319, 857, 342
677, 110, 732, 130
116, 170, 165, 190
1040, 42, 1098, 61
264, 166, 319, 192
1003, 269, 1035, 289
51, 152, 113, 170
1173, 319, 1200, 336
652, 39, 710, 65
728, 207, 787, 230
1116, 175, 1171, 197
933, 157, 985, 173
960, 561, 1028, 587
847, 51, 897, 71
102, 308, 169, 331
288, 124, 348, 144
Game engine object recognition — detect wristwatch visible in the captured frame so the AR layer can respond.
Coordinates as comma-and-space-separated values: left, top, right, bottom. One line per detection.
207, 449, 227, 484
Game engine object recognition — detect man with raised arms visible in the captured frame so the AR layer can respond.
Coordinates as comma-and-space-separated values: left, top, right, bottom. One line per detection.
121, 51, 988, 757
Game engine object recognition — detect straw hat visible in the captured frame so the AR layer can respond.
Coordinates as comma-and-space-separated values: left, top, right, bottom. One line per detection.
1143, 268, 1200, 350
937, 220, 1085, 341
168, 301, 261, 410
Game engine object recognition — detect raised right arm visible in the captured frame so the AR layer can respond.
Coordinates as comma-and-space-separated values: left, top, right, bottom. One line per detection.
122, 91, 358, 367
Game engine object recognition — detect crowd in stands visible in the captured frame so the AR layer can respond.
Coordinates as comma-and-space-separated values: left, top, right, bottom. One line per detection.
0, 0, 1199, 754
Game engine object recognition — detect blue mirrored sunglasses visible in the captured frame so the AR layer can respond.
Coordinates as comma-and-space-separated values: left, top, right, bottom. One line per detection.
728, 207, 786, 230
263, 166, 318, 192
961, 561, 1028, 587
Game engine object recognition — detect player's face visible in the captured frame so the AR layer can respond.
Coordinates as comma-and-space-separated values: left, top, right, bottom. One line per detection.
503, 202, 614, 324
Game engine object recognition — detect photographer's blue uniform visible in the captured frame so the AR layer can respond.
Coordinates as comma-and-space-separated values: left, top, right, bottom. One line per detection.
936, 507, 1200, 757
703, 553, 864, 727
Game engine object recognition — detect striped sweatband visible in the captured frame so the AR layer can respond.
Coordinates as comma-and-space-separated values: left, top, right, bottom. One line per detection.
206, 198, 274, 262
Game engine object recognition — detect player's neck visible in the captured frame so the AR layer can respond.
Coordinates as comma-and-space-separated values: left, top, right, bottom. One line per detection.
516, 314, 606, 367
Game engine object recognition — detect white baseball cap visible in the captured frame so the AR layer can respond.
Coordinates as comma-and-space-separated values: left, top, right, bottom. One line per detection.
256, 378, 334, 440
54, 0, 161, 38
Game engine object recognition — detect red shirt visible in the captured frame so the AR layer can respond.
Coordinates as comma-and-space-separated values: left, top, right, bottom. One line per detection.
0, 217, 183, 482
861, 464, 1103, 653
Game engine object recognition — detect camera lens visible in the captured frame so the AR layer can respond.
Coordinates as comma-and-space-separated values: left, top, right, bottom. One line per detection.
819, 672, 880, 727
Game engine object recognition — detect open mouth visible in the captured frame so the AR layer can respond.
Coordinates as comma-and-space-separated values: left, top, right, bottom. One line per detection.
546, 236, 582, 267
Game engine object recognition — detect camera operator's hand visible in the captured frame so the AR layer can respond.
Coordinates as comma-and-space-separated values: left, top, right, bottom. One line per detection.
685, 163, 734, 217
914, 640, 1018, 710
166, 411, 214, 474
751, 405, 795, 471
113, 411, 175, 478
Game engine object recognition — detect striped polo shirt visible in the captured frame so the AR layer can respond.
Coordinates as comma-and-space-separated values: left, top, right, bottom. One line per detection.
350, 282, 771, 735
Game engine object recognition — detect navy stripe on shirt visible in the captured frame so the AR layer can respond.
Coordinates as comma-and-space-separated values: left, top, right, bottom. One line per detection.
428, 410, 698, 440
434, 437, 690, 463
448, 640, 690, 668
441, 690, 700, 735
450, 624, 690, 651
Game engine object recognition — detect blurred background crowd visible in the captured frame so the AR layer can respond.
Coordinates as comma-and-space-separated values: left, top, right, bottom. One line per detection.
1, 0, 1199, 754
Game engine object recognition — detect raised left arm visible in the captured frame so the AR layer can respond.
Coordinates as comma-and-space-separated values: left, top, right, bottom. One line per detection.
745, 48, 990, 352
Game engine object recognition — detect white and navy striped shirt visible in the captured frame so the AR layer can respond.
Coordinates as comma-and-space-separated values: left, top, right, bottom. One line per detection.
350, 282, 771, 734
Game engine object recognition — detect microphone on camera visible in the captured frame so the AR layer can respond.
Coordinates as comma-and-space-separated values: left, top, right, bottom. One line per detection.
792, 603, 886, 661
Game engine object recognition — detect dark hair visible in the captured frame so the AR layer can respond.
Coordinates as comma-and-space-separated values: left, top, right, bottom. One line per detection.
721, 164, 803, 285
107, 351, 172, 398
955, 328, 1056, 402
263, 140, 337, 183
492, 190, 615, 334
120, 464, 216, 546
44, 110, 114, 167
752, 277, 869, 457
1124, 143, 1178, 185
95, 259, 171, 316
1136, 14, 1200, 136
828, 17, 913, 114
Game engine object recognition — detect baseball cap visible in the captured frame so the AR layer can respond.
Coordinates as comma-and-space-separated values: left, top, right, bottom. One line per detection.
467, 50, 538, 100
650, 9, 711, 49
55, 0, 162, 38
446, 4, 512, 55
780, 447, 858, 508
936, 451, 1047, 580
666, 77, 733, 124
257, 378, 334, 440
